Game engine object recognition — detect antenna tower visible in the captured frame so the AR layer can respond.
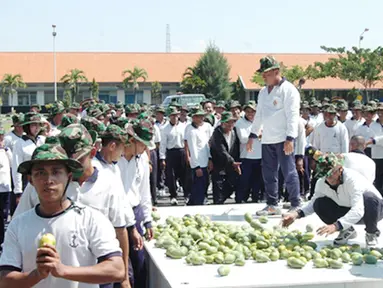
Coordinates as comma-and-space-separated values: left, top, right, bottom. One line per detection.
166, 24, 171, 53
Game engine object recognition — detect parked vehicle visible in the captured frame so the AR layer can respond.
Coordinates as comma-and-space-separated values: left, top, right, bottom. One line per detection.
162, 94, 206, 108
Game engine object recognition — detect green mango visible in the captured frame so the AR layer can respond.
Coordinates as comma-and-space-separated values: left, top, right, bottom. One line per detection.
370, 250, 382, 259
207, 246, 218, 255
302, 251, 312, 261
341, 252, 351, 263
301, 232, 315, 242
198, 242, 210, 251
364, 255, 378, 265
244, 213, 253, 223
306, 224, 314, 232
255, 252, 270, 263
250, 220, 264, 231
328, 259, 343, 269
166, 246, 184, 259
352, 254, 363, 266
204, 255, 215, 264
331, 248, 342, 260
214, 254, 224, 264
270, 251, 280, 261
256, 241, 269, 249
217, 266, 230, 276
291, 251, 301, 258
305, 241, 318, 250
287, 257, 306, 269
235, 256, 246, 266
280, 250, 291, 259
259, 216, 268, 224
313, 258, 328, 268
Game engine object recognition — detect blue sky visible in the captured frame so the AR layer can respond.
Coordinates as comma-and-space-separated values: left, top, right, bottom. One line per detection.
1, 0, 382, 53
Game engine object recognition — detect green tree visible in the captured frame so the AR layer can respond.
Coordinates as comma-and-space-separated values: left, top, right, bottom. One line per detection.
180, 67, 207, 94
0, 74, 27, 107
231, 77, 245, 101
63, 89, 72, 108
89, 78, 99, 100
194, 44, 232, 100
60, 69, 88, 104
122, 66, 148, 104
151, 81, 162, 104
308, 46, 383, 101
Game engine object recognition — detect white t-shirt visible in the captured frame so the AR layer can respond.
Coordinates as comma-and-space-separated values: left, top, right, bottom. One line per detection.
344, 118, 365, 139
4, 131, 22, 152
311, 121, 349, 153
235, 117, 262, 160
0, 147, 12, 193
150, 124, 161, 151
184, 123, 212, 169
0, 201, 122, 288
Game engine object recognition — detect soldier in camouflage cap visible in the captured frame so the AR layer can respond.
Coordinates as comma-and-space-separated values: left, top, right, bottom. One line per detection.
30, 104, 42, 113
69, 102, 81, 118
4, 113, 24, 151
257, 56, 280, 73
155, 105, 167, 128
180, 106, 190, 123
17, 143, 83, 176
58, 113, 79, 130
126, 119, 155, 149
87, 108, 105, 122
46, 101, 65, 136
214, 100, 226, 120
114, 117, 132, 129
99, 124, 127, 143
125, 104, 139, 119
229, 100, 242, 120
81, 116, 106, 151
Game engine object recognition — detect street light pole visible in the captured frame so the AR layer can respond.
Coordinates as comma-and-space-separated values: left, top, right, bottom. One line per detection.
52, 25, 57, 102
359, 28, 369, 49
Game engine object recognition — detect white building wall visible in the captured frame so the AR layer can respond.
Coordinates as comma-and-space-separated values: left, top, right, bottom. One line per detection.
143, 90, 151, 104
37, 90, 44, 105
117, 89, 125, 103
12, 92, 18, 106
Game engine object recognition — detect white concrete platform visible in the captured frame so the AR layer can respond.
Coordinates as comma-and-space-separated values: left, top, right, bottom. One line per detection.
145, 203, 383, 288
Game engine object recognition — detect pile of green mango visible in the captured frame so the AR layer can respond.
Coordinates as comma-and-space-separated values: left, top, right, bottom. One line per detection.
152, 212, 382, 271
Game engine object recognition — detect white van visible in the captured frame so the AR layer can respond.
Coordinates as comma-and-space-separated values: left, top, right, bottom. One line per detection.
162, 94, 206, 108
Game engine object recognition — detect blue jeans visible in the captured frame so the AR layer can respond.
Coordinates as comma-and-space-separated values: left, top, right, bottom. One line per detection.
188, 167, 208, 205
262, 142, 300, 207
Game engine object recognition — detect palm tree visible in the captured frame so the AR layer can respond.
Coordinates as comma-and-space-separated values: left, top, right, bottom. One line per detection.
60, 69, 88, 103
89, 78, 99, 100
0, 74, 27, 107
122, 67, 148, 104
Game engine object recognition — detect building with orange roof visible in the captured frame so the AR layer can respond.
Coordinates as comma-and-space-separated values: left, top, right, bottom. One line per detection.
0, 52, 381, 109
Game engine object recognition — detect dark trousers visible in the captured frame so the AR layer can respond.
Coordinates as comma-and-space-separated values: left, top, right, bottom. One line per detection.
165, 148, 186, 199
262, 142, 300, 207
374, 159, 383, 196
0, 193, 9, 246
236, 158, 264, 203
188, 167, 208, 205
149, 149, 158, 205
313, 193, 383, 234
212, 170, 238, 204
156, 149, 165, 190
128, 206, 146, 288
183, 165, 192, 200
365, 147, 372, 158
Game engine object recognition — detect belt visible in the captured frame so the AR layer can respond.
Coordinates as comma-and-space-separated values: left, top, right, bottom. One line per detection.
167, 147, 184, 152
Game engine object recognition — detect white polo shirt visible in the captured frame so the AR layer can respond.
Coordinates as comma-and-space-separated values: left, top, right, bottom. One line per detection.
0, 201, 122, 288
344, 117, 365, 139
13, 168, 126, 228
159, 121, 186, 159
4, 131, 22, 152
149, 124, 161, 151
184, 122, 212, 169
370, 120, 383, 159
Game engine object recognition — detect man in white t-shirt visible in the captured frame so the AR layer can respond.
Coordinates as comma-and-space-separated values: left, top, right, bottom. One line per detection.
235, 101, 264, 203
344, 101, 365, 139
0, 143, 124, 287
4, 113, 24, 152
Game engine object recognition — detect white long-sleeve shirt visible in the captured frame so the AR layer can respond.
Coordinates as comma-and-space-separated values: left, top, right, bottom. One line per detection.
159, 121, 186, 160
302, 168, 381, 230
4, 131, 22, 152
370, 121, 383, 159
13, 168, 127, 228
344, 118, 365, 139
342, 152, 375, 183
311, 121, 349, 153
118, 153, 152, 225
11, 137, 44, 194
0, 147, 12, 193
355, 122, 374, 148
235, 117, 262, 159
251, 80, 300, 144
310, 113, 324, 128
149, 124, 161, 151
295, 118, 307, 156
184, 122, 211, 169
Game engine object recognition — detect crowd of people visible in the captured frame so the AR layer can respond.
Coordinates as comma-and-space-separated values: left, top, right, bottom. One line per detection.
0, 55, 382, 287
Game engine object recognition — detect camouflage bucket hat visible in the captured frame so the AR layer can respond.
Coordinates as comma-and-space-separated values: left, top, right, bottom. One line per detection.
337, 101, 348, 111
137, 112, 149, 120
58, 113, 79, 130
59, 124, 95, 161
88, 108, 104, 119
367, 101, 377, 109
115, 101, 124, 110
99, 124, 127, 142
377, 103, 383, 111
230, 101, 242, 110
47, 101, 65, 116
125, 104, 139, 114
215, 101, 226, 109
80, 116, 106, 134
166, 106, 180, 116
115, 117, 132, 129
300, 102, 311, 110
17, 143, 83, 176
363, 105, 376, 113
190, 107, 205, 117
257, 56, 280, 73
70, 102, 81, 110
81, 98, 96, 109
243, 101, 256, 111
21, 112, 44, 126
220, 111, 236, 123
11, 113, 24, 127
126, 119, 154, 149
155, 105, 166, 114
204, 114, 215, 126
181, 105, 190, 112
314, 153, 344, 178
324, 104, 337, 114
351, 100, 363, 110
